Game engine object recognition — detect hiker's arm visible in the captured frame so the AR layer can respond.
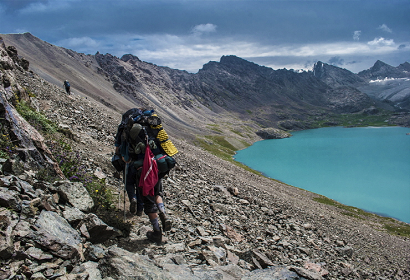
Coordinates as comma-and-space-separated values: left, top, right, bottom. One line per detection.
120, 142, 132, 163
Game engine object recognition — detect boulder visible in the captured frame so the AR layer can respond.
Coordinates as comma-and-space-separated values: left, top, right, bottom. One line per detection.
99, 245, 173, 279
77, 213, 120, 244
29, 210, 82, 259
0, 208, 15, 259
55, 181, 94, 212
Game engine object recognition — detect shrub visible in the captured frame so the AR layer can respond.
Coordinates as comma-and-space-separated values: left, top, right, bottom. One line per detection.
47, 139, 114, 211
16, 100, 57, 134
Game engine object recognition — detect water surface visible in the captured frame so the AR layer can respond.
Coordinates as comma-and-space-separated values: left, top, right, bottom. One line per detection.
234, 127, 410, 223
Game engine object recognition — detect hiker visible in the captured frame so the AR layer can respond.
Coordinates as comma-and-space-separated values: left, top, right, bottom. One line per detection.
63, 80, 71, 94
114, 108, 178, 243
114, 129, 144, 217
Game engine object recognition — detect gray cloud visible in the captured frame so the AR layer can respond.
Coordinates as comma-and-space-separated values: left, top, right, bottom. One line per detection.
191, 23, 217, 36
0, 0, 408, 74
328, 57, 345, 66
353, 31, 361, 41
378, 24, 393, 33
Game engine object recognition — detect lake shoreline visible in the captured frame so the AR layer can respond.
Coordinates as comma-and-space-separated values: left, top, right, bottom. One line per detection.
235, 126, 410, 224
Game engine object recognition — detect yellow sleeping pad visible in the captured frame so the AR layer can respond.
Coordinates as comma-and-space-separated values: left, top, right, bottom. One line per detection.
161, 139, 178, 156
156, 129, 178, 156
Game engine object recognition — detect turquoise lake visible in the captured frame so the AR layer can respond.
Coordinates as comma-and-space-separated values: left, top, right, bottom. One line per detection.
234, 126, 410, 223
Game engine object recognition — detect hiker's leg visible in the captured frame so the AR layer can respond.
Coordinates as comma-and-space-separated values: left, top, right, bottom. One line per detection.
147, 212, 160, 231
154, 178, 165, 212
154, 178, 172, 231
143, 195, 162, 243
125, 165, 136, 201
125, 164, 141, 214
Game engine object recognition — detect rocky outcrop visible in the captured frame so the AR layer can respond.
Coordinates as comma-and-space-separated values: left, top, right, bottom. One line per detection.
313, 61, 365, 88
256, 128, 291, 139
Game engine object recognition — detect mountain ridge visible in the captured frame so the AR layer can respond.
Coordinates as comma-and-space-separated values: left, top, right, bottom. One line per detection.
3, 32, 409, 142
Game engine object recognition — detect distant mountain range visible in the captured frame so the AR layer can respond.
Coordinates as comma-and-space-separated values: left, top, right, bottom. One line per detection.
1, 33, 409, 141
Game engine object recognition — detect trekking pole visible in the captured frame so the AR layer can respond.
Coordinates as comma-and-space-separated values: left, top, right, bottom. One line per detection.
124, 163, 129, 221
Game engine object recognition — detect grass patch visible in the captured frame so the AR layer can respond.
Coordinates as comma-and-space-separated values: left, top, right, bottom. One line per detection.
16, 100, 58, 134
383, 223, 410, 237
0, 126, 16, 160
195, 135, 263, 176
230, 129, 244, 137
195, 135, 235, 161
313, 195, 410, 237
206, 124, 223, 133
314, 195, 372, 216
312, 111, 395, 128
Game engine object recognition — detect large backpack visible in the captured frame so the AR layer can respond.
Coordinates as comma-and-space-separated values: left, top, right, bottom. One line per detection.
116, 108, 177, 175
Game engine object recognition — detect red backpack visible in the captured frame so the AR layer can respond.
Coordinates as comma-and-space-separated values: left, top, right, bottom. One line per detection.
139, 144, 158, 196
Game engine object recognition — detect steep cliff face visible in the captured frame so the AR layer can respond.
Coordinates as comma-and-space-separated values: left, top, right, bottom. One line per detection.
312, 61, 365, 88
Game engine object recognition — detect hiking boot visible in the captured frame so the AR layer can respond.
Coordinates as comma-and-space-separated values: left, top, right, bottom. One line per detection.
159, 212, 172, 232
136, 210, 143, 216
146, 230, 162, 244
129, 198, 137, 214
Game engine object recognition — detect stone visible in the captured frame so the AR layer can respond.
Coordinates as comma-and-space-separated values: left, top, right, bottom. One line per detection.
0, 208, 14, 259
25, 247, 53, 260
99, 245, 174, 279
187, 238, 202, 248
252, 249, 274, 268
77, 213, 120, 244
0, 187, 21, 211
55, 181, 94, 212
256, 128, 291, 139
242, 266, 300, 279
29, 210, 82, 259
63, 206, 86, 226
220, 224, 244, 242
290, 266, 323, 280
164, 243, 185, 254
84, 244, 106, 261
196, 226, 207, 236
338, 246, 354, 258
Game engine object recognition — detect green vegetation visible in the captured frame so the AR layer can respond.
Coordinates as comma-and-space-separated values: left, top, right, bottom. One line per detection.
230, 129, 244, 137
312, 111, 395, 128
383, 223, 410, 237
195, 135, 236, 161
195, 135, 261, 175
47, 139, 114, 211
0, 127, 15, 159
16, 100, 58, 134
206, 124, 223, 133
313, 195, 410, 237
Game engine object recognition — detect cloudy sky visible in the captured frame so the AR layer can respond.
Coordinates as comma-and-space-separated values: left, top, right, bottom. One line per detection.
1, 0, 409, 73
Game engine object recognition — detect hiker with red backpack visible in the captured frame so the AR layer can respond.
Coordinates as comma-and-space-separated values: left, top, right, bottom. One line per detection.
113, 108, 178, 243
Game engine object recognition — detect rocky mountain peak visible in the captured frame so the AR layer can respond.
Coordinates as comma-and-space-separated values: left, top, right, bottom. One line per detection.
312, 61, 364, 88
358, 60, 409, 79
398, 61, 410, 72
121, 53, 141, 63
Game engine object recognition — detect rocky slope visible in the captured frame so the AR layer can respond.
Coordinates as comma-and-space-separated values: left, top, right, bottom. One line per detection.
1, 36, 410, 279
